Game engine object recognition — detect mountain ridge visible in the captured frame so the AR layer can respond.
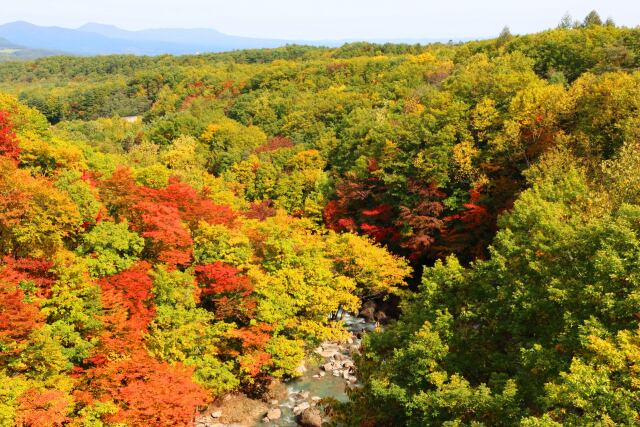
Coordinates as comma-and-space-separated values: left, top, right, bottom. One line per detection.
0, 21, 452, 58
0, 31, 64, 61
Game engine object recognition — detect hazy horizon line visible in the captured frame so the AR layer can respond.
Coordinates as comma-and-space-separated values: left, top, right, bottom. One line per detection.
0, 19, 529, 43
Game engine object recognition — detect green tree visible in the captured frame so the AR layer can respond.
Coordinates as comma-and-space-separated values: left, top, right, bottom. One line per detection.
583, 10, 603, 27
146, 266, 239, 395
77, 221, 145, 277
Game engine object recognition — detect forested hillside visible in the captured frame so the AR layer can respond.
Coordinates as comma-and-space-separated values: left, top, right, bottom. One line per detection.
0, 37, 59, 62
1, 11, 640, 426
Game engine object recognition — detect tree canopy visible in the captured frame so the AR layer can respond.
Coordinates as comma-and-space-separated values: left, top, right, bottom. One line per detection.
1, 11, 640, 425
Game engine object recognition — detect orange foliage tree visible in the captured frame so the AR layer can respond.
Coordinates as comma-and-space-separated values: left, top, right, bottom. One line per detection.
96, 261, 155, 355
83, 350, 208, 426
16, 388, 70, 427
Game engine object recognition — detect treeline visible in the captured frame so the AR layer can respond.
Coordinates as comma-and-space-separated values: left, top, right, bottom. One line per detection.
0, 10, 639, 426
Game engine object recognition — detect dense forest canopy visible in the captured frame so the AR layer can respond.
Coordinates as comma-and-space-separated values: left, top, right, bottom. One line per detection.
1, 11, 640, 426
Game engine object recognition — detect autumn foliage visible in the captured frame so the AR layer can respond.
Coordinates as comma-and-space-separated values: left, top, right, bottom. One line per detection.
6, 14, 638, 426
325, 162, 445, 263
324, 161, 399, 243
0, 111, 20, 163
97, 262, 155, 352
83, 350, 209, 426
16, 388, 71, 427
195, 262, 256, 320
0, 286, 44, 358
440, 186, 496, 261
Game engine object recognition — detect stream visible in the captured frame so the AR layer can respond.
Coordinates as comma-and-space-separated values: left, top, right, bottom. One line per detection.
256, 314, 378, 426
196, 314, 378, 427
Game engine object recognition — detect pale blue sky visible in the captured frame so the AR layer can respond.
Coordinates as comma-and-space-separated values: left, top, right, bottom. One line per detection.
2, 0, 638, 40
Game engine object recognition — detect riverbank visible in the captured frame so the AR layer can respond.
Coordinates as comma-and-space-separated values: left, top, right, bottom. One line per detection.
195, 315, 377, 427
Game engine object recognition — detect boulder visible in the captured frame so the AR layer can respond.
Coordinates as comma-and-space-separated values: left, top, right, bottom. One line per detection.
374, 310, 388, 322
299, 407, 322, 427
292, 390, 309, 401
295, 362, 307, 375
359, 306, 375, 322
318, 349, 338, 358
322, 362, 334, 372
210, 411, 222, 419
293, 401, 310, 416
322, 342, 339, 351
266, 378, 289, 402
267, 407, 281, 420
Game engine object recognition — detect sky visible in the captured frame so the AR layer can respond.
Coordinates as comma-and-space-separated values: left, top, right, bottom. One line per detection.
1, 0, 639, 41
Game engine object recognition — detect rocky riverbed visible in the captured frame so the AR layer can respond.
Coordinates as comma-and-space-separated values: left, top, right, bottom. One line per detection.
194, 314, 378, 427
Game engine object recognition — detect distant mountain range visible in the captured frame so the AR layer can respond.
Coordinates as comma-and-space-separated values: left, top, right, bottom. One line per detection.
0, 35, 61, 61
0, 21, 453, 58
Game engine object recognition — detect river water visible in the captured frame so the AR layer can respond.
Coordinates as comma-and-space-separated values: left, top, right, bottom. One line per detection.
255, 314, 377, 426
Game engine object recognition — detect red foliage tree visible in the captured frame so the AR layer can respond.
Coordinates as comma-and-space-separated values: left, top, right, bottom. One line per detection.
195, 263, 255, 321
0, 285, 44, 359
141, 179, 237, 228
239, 351, 272, 378
99, 172, 239, 268
324, 161, 395, 242
395, 180, 445, 261
83, 349, 209, 427
80, 169, 102, 187
440, 186, 495, 262
232, 323, 273, 378
244, 200, 277, 221
232, 323, 272, 350
96, 262, 155, 355
99, 170, 240, 269
1, 257, 56, 298
255, 136, 294, 154
0, 111, 20, 163
82, 265, 209, 425
0, 258, 50, 359
195, 263, 252, 296
135, 201, 193, 268
325, 160, 446, 262
359, 203, 398, 242
16, 388, 70, 427
98, 166, 141, 221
